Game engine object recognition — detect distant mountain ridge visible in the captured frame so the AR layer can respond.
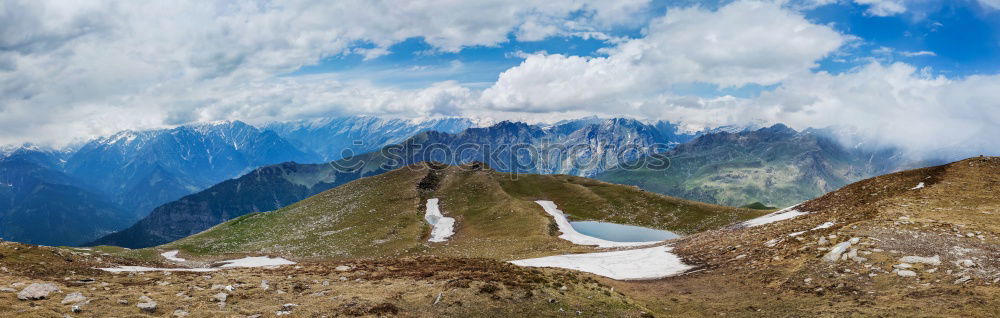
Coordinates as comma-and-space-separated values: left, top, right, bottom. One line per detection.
65, 120, 321, 215
3, 117, 480, 246
0, 155, 132, 245
595, 124, 921, 207
265, 116, 474, 162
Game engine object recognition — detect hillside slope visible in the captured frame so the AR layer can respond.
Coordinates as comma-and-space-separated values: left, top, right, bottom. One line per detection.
165, 162, 762, 260
89, 162, 375, 248
605, 156, 1000, 316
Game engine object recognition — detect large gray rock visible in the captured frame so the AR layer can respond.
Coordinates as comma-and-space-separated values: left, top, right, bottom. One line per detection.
137, 295, 157, 313
212, 292, 228, 302
899, 255, 941, 266
17, 283, 60, 300
61, 292, 87, 304
822, 242, 852, 262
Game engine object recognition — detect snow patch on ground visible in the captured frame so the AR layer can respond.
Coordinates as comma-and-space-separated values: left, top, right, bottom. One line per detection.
789, 222, 835, 237
511, 245, 693, 280
98, 256, 295, 272
535, 200, 662, 248
424, 198, 455, 242
98, 266, 218, 273
161, 250, 185, 262
741, 205, 809, 228
217, 256, 296, 268
911, 182, 925, 190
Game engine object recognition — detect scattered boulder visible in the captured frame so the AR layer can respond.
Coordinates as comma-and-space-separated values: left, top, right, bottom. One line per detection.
213, 293, 228, 302
957, 259, 976, 268
261, 280, 270, 291
896, 270, 917, 277
137, 296, 157, 313
822, 242, 852, 262
899, 255, 941, 266
173, 309, 190, 317
335, 265, 352, 272
955, 276, 972, 284
17, 283, 60, 300
61, 292, 86, 304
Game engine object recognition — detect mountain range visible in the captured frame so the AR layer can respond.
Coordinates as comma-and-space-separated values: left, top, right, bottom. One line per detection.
265, 116, 474, 161
0, 155, 132, 245
596, 124, 925, 207
1, 116, 927, 247
0, 118, 479, 245
91, 118, 702, 248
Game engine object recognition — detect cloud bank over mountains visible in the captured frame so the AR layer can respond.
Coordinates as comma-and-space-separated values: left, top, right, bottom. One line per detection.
1, 0, 997, 157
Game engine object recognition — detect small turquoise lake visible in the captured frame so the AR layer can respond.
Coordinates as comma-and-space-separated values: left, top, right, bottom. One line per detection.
569, 221, 680, 242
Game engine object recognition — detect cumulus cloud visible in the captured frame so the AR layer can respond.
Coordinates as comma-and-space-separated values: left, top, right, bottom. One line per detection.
756, 63, 1000, 157
0, 0, 649, 146
472, 1, 1000, 158
0, 0, 997, 160
481, 0, 845, 111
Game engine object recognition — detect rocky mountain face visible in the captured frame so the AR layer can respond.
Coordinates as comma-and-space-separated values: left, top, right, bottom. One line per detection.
265, 116, 474, 161
596, 124, 914, 207
0, 155, 132, 245
64, 120, 321, 215
403, 118, 696, 177
0, 121, 329, 246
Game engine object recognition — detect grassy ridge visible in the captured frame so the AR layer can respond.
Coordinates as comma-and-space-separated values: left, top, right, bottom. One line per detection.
166, 163, 765, 260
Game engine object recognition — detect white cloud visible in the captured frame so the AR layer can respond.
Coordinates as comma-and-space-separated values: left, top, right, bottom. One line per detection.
755, 63, 1000, 157
0, 0, 650, 146
979, 0, 1000, 9
900, 50, 937, 57
854, 0, 907, 16
845, 0, 1000, 16
481, 0, 845, 111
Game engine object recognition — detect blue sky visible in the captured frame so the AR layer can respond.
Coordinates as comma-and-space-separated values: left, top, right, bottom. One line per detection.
289, 0, 1000, 93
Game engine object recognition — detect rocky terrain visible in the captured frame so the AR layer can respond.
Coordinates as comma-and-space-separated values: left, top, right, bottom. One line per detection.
0, 242, 650, 317
621, 156, 1000, 316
